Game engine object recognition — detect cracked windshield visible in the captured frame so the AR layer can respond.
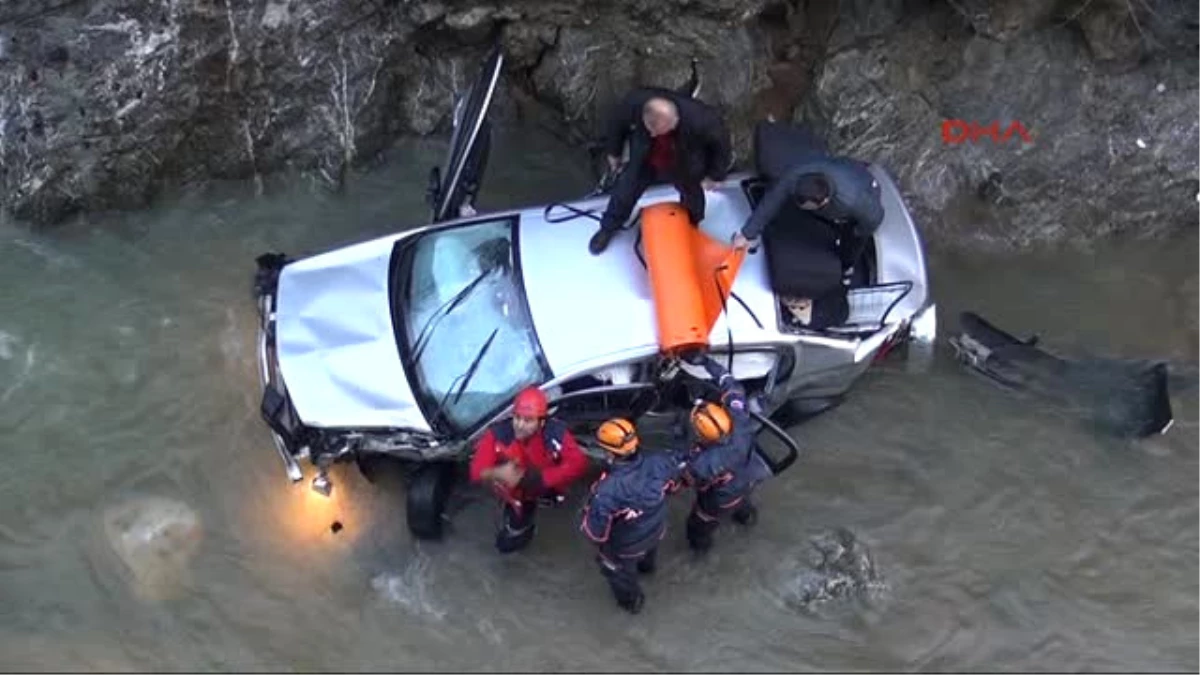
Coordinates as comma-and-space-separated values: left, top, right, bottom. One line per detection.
1, 1, 1196, 672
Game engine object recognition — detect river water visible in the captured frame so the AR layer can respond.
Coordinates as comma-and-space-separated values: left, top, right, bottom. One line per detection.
1, 125, 1196, 672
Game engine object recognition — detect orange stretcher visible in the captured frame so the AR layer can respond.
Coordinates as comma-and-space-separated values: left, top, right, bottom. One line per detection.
640, 202, 746, 355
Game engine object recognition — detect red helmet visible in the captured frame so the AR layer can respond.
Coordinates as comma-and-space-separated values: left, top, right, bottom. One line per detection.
513, 387, 548, 418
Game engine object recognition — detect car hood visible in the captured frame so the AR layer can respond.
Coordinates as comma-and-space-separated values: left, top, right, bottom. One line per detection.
273, 233, 432, 432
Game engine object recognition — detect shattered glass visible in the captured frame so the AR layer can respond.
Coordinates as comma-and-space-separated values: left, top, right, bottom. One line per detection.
401, 217, 548, 431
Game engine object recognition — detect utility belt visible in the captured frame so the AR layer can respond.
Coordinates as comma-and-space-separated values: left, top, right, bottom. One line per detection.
538, 491, 566, 508
496, 487, 567, 513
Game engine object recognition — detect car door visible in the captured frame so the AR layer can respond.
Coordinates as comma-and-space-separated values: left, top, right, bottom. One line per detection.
427, 46, 503, 223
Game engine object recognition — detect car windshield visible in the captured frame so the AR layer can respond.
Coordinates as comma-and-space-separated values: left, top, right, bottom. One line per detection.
398, 216, 549, 433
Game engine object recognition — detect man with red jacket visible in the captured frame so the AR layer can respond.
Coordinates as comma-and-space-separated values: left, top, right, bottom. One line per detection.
469, 387, 591, 553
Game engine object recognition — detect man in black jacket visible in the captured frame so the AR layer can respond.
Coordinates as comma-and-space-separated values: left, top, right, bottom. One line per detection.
731, 122, 884, 274
589, 88, 733, 255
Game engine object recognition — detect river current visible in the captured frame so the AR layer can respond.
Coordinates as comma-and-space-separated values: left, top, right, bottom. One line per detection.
1, 125, 1196, 672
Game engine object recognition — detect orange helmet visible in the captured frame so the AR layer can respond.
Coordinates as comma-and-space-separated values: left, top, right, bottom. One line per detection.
513, 387, 548, 418
596, 418, 639, 456
690, 401, 733, 444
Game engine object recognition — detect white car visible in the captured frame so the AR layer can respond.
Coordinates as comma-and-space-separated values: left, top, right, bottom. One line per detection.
252, 48, 937, 539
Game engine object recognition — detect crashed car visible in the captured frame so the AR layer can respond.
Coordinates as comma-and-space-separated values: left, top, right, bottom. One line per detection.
252, 47, 938, 540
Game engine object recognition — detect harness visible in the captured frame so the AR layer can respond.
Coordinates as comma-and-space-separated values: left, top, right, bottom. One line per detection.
489, 418, 567, 464
489, 418, 569, 509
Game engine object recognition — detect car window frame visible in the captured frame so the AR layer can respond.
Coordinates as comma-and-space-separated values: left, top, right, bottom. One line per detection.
467, 343, 796, 445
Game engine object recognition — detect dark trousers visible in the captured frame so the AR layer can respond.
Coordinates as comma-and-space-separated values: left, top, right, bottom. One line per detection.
685, 487, 758, 553
595, 546, 658, 611
495, 500, 538, 554
599, 163, 705, 232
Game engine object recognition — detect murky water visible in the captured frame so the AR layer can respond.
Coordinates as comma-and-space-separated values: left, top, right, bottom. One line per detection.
1, 125, 1196, 672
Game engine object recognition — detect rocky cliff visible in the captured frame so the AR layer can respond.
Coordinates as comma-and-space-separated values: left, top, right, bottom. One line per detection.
2, 0, 1196, 247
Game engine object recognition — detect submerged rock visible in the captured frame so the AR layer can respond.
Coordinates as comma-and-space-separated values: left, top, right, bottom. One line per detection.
102, 496, 203, 602
783, 527, 888, 613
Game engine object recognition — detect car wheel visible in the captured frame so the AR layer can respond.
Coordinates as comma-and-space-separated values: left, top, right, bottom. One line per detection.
406, 463, 455, 541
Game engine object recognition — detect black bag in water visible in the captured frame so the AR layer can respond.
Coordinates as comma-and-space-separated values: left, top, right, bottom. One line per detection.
950, 311, 1175, 439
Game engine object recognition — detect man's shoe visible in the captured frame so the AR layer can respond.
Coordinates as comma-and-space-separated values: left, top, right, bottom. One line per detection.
733, 504, 758, 527
618, 592, 645, 614
589, 228, 617, 255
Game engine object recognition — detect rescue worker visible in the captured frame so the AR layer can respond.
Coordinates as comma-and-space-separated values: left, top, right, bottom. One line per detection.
677, 352, 774, 555
732, 121, 884, 275
469, 387, 590, 554
580, 418, 685, 614
588, 88, 733, 255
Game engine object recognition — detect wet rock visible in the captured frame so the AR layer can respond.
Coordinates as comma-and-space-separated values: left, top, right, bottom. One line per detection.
942, 0, 1061, 41
102, 496, 203, 602
0, 0, 1195, 250
800, 3, 1199, 249
783, 527, 888, 612
0, 0, 772, 225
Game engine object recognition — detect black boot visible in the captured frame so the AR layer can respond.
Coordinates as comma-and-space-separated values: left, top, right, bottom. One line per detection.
732, 502, 759, 527
494, 502, 536, 553
617, 590, 645, 614
589, 227, 618, 255
686, 509, 716, 555
636, 548, 658, 575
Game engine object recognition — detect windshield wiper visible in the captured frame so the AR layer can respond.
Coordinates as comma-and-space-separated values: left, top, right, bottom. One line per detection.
432, 327, 500, 427
411, 267, 498, 364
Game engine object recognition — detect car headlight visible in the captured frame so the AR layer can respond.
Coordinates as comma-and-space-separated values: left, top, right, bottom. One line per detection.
312, 470, 333, 498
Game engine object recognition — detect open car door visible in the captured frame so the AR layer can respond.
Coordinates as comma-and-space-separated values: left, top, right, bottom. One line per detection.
426, 46, 504, 223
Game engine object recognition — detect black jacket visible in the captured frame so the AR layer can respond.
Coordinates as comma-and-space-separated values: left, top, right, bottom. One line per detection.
603, 87, 732, 183
741, 156, 884, 240
676, 357, 772, 505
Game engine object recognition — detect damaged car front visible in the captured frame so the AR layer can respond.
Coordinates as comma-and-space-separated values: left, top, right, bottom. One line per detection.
253, 214, 552, 523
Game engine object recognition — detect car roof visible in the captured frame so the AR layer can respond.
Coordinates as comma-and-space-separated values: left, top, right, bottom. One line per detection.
515, 175, 783, 379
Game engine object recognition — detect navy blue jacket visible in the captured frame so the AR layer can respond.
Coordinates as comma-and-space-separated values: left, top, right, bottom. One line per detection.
679, 357, 773, 506
741, 156, 884, 240
581, 450, 685, 555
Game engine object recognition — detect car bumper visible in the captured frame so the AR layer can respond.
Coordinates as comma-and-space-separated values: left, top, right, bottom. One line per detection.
254, 255, 305, 483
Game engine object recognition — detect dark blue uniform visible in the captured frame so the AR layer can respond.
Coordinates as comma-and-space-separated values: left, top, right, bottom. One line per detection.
681, 357, 774, 552
741, 155, 884, 242
741, 121, 884, 282
581, 450, 685, 611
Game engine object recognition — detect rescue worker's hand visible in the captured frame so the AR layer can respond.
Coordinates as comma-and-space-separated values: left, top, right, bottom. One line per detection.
489, 463, 525, 488
656, 355, 682, 383
701, 178, 720, 191
606, 155, 623, 172
731, 232, 754, 251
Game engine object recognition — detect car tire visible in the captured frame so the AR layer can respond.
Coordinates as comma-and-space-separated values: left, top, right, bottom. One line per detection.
406, 463, 455, 541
